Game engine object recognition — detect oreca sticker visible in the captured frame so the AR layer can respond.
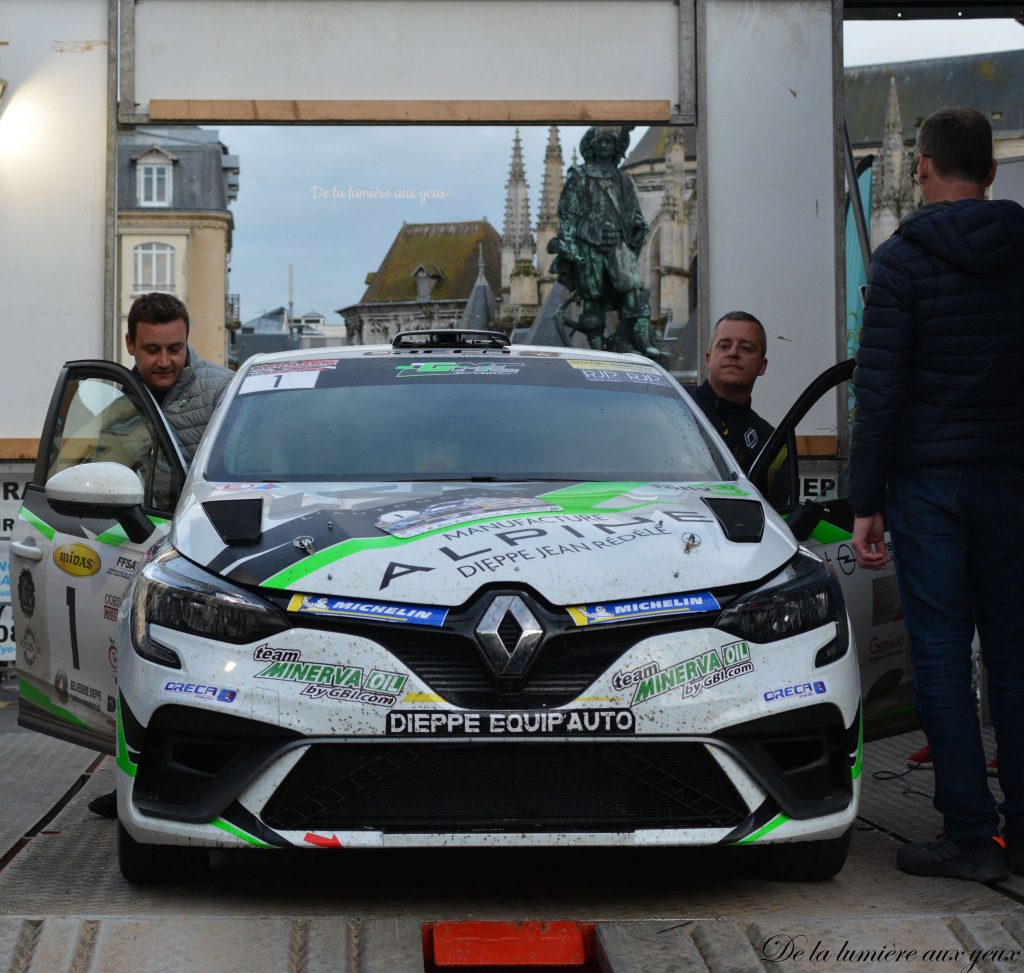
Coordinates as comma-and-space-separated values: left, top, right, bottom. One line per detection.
53, 543, 101, 577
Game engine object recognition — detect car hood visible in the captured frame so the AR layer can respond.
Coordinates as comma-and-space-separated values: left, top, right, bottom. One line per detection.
172, 480, 797, 607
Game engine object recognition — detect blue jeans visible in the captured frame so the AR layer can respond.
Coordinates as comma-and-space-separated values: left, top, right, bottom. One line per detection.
889, 468, 1024, 842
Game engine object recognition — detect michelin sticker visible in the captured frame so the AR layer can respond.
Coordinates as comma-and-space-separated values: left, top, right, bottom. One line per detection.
287, 594, 448, 627
567, 592, 720, 627
387, 708, 635, 737
253, 646, 408, 707
631, 640, 754, 704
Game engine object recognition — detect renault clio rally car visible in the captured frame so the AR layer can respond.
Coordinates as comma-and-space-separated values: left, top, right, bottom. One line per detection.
12, 331, 873, 884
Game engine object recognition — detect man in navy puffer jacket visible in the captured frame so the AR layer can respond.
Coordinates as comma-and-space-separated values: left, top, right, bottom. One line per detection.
850, 107, 1024, 882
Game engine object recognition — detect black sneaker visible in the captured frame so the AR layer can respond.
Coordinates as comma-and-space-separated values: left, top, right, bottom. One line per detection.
87, 789, 118, 819
1011, 850, 1024, 877
1006, 839, 1024, 876
897, 835, 1008, 882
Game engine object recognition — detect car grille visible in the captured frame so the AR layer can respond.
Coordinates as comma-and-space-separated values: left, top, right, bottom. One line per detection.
260, 742, 748, 833
289, 611, 717, 709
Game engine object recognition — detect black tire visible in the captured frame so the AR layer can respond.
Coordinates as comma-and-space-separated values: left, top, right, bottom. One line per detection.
117, 823, 209, 885
744, 826, 852, 881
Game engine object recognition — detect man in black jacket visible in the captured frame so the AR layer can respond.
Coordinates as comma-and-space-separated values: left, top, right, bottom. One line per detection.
850, 107, 1024, 882
692, 311, 773, 473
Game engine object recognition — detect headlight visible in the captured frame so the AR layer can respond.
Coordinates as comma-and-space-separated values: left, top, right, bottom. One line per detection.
130, 547, 289, 668
717, 551, 847, 654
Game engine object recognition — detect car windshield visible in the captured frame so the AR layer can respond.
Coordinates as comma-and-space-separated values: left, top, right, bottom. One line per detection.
205, 355, 730, 482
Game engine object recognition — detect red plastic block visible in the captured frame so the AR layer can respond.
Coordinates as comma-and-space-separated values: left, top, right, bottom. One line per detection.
430, 920, 590, 967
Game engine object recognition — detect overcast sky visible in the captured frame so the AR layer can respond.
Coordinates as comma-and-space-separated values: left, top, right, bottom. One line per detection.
218, 18, 1024, 325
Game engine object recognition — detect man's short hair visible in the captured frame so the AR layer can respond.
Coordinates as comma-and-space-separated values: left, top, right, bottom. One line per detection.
917, 107, 993, 185
712, 311, 767, 356
127, 292, 190, 341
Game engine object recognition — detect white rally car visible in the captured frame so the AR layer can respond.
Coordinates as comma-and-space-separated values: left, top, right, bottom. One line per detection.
11, 331, 905, 883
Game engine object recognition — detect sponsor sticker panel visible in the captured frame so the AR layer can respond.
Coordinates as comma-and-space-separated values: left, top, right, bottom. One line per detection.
164, 681, 238, 703
387, 708, 635, 737
253, 645, 409, 708
763, 680, 827, 702
287, 594, 448, 628
630, 640, 754, 705
568, 592, 720, 627
395, 362, 522, 378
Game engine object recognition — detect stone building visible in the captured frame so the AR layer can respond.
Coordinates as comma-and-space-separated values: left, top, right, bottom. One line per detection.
338, 221, 501, 343
116, 127, 239, 366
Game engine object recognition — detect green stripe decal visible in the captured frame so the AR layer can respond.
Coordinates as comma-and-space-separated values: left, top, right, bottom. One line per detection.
115, 698, 138, 778
94, 515, 165, 547
212, 817, 272, 848
852, 704, 864, 781
19, 678, 86, 728
536, 482, 648, 505
94, 524, 130, 547
735, 813, 790, 845
810, 520, 853, 544
263, 482, 661, 590
19, 508, 55, 540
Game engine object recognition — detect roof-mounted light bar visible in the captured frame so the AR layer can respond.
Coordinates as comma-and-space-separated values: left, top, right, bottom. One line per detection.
391, 329, 511, 351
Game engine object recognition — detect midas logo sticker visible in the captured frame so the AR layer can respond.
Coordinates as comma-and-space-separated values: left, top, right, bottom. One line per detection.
53, 543, 101, 577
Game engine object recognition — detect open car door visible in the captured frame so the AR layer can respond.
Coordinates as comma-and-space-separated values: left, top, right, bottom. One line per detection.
749, 359, 914, 741
10, 361, 186, 753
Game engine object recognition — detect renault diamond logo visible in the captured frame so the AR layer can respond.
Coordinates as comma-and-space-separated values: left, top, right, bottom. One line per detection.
476, 595, 544, 677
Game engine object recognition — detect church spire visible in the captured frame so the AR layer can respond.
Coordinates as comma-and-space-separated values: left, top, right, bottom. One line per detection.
501, 128, 534, 294
871, 76, 914, 248
884, 75, 903, 140
537, 126, 564, 231
536, 126, 564, 282
659, 126, 686, 221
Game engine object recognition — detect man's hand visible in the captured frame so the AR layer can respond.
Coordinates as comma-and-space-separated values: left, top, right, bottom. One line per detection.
852, 513, 890, 570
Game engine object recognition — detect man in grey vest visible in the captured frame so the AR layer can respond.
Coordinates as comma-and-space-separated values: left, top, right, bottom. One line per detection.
125, 292, 233, 465
89, 292, 231, 819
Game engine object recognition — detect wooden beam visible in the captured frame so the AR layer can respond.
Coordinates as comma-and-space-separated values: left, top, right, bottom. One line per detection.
796, 435, 839, 457
148, 99, 673, 124
0, 439, 39, 462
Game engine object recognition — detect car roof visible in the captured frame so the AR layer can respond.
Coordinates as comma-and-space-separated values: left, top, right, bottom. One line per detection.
241, 342, 660, 370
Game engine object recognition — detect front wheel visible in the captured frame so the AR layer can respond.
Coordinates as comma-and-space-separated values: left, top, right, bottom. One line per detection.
743, 826, 852, 881
117, 823, 209, 885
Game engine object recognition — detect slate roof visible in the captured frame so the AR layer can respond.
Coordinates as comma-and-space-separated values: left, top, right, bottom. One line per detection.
623, 49, 1024, 171
845, 50, 1024, 145
623, 126, 696, 171
118, 127, 237, 212
242, 307, 289, 333
357, 221, 501, 305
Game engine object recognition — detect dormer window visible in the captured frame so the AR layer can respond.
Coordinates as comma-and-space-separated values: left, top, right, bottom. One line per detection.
134, 147, 177, 207
412, 264, 444, 302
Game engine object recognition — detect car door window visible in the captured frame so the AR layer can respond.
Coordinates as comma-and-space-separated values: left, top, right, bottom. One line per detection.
47, 376, 182, 511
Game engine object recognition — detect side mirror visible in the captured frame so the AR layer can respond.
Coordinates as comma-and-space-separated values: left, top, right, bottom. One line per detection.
786, 501, 824, 543
46, 463, 153, 543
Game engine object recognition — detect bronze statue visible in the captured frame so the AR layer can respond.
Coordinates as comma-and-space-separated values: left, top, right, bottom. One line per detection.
548, 126, 662, 359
